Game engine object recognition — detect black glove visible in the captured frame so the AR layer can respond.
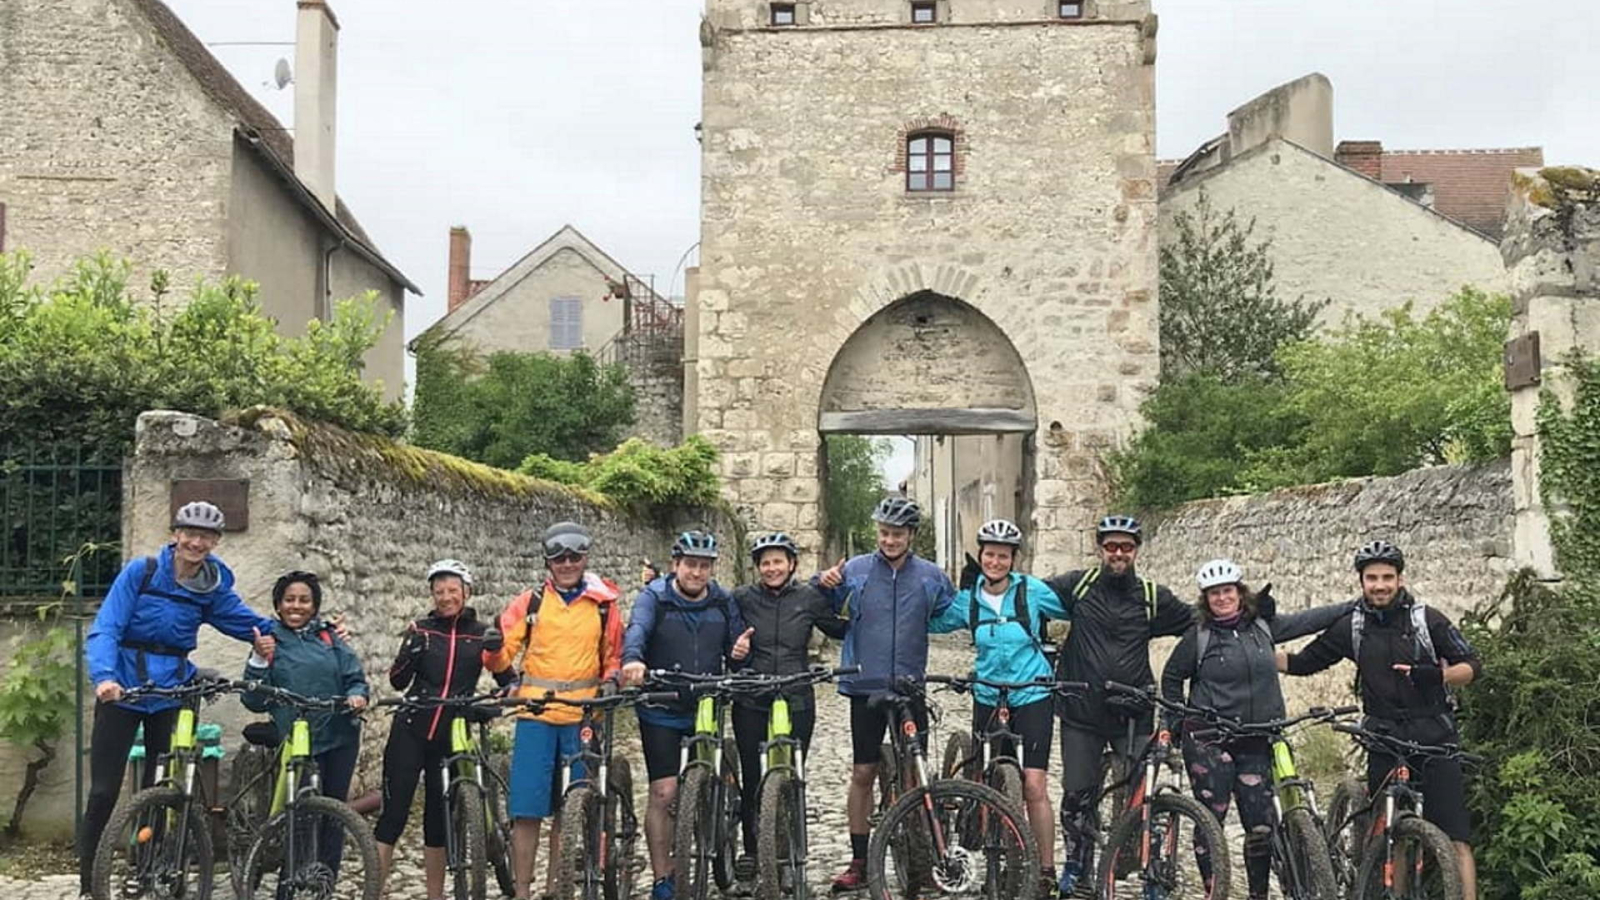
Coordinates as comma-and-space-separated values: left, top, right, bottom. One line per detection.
401, 626, 427, 658
482, 627, 504, 655
1405, 664, 1445, 689
1254, 583, 1277, 620
959, 553, 981, 592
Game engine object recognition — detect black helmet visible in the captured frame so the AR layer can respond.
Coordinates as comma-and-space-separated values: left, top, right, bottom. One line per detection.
871, 496, 923, 529
543, 521, 592, 559
1353, 540, 1405, 574
671, 530, 720, 560
1096, 514, 1142, 545
976, 519, 1023, 548
750, 532, 799, 562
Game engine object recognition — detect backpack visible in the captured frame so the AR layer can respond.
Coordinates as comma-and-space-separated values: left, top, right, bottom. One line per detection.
1194, 617, 1273, 663
1070, 566, 1157, 621
1350, 600, 1437, 666
967, 576, 1045, 649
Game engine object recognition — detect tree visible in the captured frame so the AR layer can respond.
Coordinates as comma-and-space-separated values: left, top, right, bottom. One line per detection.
412, 332, 636, 469
822, 435, 890, 558
1159, 190, 1325, 382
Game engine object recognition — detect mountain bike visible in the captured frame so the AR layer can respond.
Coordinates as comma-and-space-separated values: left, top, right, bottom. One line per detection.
375, 692, 517, 900
643, 669, 745, 900
91, 675, 238, 900
1175, 699, 1360, 900
1099, 682, 1233, 900
231, 682, 380, 900
864, 675, 1039, 900
514, 688, 678, 900
1330, 721, 1480, 900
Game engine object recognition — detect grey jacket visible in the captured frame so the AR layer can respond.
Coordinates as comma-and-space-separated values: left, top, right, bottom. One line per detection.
732, 579, 849, 710
1160, 601, 1349, 726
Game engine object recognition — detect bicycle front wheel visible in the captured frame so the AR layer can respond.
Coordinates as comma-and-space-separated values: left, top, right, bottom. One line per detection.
555, 786, 597, 900
91, 786, 214, 900
1354, 814, 1463, 900
1280, 808, 1338, 900
605, 757, 640, 900
673, 766, 716, 900
1325, 777, 1368, 893
866, 779, 1038, 900
1099, 792, 1231, 900
240, 794, 380, 900
448, 783, 489, 900
484, 760, 516, 900
756, 771, 802, 900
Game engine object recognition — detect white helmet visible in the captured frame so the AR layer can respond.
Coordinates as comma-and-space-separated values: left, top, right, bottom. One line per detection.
1196, 558, 1243, 591
976, 519, 1023, 548
426, 558, 473, 586
173, 500, 226, 533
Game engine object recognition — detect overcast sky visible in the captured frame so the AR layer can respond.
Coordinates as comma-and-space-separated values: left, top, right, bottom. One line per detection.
169, 0, 1599, 354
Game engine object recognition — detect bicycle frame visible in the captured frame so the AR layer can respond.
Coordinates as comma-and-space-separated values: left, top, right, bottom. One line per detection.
761, 695, 800, 781
268, 719, 318, 815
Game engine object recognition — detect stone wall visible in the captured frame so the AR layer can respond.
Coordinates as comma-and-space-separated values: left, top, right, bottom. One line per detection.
1160, 138, 1508, 327
1129, 461, 1514, 711
625, 355, 686, 447
696, 4, 1159, 574
115, 411, 739, 803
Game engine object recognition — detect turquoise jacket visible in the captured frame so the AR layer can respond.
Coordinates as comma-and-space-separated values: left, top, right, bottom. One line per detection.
241, 616, 368, 755
930, 573, 1069, 708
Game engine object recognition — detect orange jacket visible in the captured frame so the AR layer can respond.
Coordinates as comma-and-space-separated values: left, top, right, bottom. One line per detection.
489, 572, 623, 725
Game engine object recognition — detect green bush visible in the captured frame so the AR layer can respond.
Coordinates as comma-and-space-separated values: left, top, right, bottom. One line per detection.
822, 435, 891, 558
0, 250, 406, 453
519, 435, 720, 513
412, 332, 635, 468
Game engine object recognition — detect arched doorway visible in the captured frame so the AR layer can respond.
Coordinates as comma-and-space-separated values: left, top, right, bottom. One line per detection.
817, 291, 1038, 574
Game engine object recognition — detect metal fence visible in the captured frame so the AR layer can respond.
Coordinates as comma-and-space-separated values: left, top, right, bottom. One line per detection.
1, 443, 123, 599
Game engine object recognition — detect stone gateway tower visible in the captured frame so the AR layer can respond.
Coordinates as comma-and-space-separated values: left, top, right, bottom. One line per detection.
691, 0, 1160, 572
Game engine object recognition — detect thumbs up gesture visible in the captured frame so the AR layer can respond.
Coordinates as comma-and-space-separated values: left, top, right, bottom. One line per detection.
819, 557, 847, 589
731, 627, 755, 661
252, 626, 276, 662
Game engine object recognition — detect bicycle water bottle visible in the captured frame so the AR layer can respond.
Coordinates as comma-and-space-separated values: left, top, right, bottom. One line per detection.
197, 722, 225, 808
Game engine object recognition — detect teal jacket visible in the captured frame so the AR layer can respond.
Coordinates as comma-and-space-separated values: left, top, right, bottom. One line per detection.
929, 573, 1069, 708
241, 617, 368, 755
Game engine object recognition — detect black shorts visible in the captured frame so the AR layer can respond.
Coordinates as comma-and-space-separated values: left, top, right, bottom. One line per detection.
849, 694, 929, 766
639, 721, 691, 783
973, 697, 1054, 770
1363, 715, 1472, 843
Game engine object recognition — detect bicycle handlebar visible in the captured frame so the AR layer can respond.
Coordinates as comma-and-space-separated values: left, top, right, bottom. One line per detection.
1331, 722, 1483, 765
119, 676, 241, 703
645, 665, 859, 696
373, 690, 508, 710
238, 681, 354, 712
926, 673, 1090, 695
504, 688, 682, 711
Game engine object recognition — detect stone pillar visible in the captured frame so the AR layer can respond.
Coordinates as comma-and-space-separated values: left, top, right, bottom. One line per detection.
1503, 167, 1600, 577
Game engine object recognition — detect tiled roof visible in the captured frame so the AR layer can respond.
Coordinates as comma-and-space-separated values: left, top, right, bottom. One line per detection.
1379, 147, 1544, 240
1157, 159, 1181, 187
129, 0, 418, 293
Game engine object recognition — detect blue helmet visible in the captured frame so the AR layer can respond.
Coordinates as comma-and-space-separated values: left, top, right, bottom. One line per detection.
1096, 514, 1142, 545
671, 530, 720, 560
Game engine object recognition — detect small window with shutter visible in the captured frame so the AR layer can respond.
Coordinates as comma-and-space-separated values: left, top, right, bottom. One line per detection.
549, 297, 583, 350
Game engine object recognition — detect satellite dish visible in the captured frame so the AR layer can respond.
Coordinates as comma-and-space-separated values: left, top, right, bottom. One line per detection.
273, 58, 293, 89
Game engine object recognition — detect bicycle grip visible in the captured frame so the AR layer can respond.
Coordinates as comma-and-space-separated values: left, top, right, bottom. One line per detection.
1331, 722, 1361, 735
1333, 705, 1360, 716
832, 665, 862, 677
641, 692, 681, 705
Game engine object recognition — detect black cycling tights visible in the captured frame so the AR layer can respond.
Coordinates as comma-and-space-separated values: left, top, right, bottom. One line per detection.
78, 703, 178, 892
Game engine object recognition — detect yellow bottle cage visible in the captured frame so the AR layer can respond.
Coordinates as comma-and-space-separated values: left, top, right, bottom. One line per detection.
290, 719, 312, 759
1271, 738, 1298, 782
451, 716, 473, 754
172, 708, 197, 751
768, 696, 792, 740
695, 695, 718, 735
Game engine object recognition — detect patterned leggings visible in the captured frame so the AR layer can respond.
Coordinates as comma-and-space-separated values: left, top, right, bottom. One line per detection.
1182, 732, 1276, 898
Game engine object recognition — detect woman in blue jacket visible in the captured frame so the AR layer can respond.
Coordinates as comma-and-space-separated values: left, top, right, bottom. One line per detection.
78, 501, 277, 894
620, 531, 751, 900
929, 519, 1069, 898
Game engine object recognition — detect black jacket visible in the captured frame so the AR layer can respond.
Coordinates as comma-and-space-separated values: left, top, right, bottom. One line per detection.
1161, 602, 1348, 727
1045, 567, 1193, 731
1285, 590, 1481, 723
732, 579, 849, 711
389, 607, 509, 740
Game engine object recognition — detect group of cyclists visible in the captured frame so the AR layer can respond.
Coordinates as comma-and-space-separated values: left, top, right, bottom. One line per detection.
77, 495, 1484, 900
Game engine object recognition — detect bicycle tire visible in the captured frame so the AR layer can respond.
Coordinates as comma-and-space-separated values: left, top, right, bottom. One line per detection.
865, 779, 1038, 900
756, 770, 804, 900
1098, 751, 1135, 881
1325, 776, 1368, 892
674, 766, 716, 900
1354, 813, 1463, 900
712, 738, 741, 891
874, 743, 927, 887
484, 762, 516, 900
227, 743, 276, 850
988, 762, 1030, 899
240, 794, 380, 900
606, 757, 639, 900
449, 782, 489, 900
555, 786, 597, 900
1281, 807, 1338, 900
91, 786, 214, 900
943, 732, 977, 781
1099, 792, 1231, 900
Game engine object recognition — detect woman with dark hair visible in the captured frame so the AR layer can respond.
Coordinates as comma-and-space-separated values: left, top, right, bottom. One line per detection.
1159, 559, 1346, 900
241, 571, 370, 805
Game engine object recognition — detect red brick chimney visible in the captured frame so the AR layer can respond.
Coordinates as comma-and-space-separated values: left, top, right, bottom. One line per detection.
1335, 140, 1384, 179
447, 226, 472, 313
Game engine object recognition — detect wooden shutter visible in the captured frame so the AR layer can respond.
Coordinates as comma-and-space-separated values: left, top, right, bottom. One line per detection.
550, 297, 583, 350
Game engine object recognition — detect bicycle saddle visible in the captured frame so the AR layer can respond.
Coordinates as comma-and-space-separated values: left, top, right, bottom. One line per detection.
193, 667, 224, 682
242, 721, 282, 748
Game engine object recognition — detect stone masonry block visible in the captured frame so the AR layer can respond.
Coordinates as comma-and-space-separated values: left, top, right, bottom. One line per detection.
761, 502, 800, 532
762, 452, 796, 477
727, 452, 759, 478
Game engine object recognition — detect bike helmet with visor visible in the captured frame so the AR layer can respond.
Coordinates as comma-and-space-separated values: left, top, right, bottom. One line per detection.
871, 496, 923, 529
671, 530, 720, 560
1353, 540, 1405, 574
976, 518, 1023, 548
750, 532, 799, 562
543, 521, 592, 560
1096, 514, 1143, 545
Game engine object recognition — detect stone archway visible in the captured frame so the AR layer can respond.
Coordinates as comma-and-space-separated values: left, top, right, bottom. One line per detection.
818, 291, 1038, 572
